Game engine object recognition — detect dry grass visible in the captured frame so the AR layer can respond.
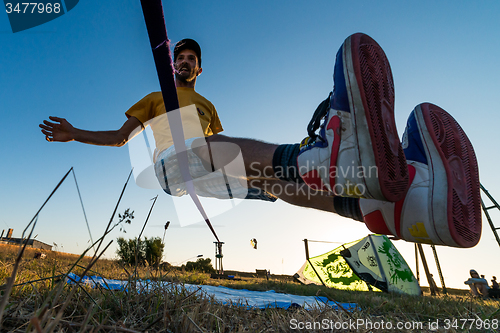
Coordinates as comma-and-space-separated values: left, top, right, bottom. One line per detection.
1, 243, 499, 332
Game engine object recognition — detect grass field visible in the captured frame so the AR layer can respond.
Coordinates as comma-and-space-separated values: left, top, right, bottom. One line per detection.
1, 243, 499, 332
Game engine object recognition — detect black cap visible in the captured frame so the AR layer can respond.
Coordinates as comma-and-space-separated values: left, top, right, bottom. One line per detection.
174, 39, 201, 66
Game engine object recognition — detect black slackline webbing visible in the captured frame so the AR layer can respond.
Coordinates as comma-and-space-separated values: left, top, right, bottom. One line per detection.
139, 0, 220, 243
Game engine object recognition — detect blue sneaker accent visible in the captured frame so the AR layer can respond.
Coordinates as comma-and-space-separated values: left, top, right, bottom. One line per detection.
402, 111, 427, 165
300, 123, 328, 150
330, 48, 349, 112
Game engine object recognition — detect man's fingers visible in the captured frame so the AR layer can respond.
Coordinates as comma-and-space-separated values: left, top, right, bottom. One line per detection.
39, 123, 52, 131
42, 120, 56, 127
49, 116, 64, 122
41, 116, 71, 142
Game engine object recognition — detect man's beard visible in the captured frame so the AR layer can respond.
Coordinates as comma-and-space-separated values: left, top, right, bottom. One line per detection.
175, 67, 197, 83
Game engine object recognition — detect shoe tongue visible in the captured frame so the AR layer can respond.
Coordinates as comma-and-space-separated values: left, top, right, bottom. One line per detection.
402, 111, 428, 165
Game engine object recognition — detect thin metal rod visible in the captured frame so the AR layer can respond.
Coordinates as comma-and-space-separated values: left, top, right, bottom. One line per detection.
368, 235, 388, 290
480, 183, 500, 249
480, 196, 500, 249
134, 195, 159, 276
431, 245, 447, 295
138, 195, 158, 240
72, 169, 95, 255
303, 239, 310, 260
22, 167, 73, 237
416, 243, 435, 296
92, 169, 133, 259
415, 243, 420, 283
304, 239, 344, 244
481, 183, 500, 209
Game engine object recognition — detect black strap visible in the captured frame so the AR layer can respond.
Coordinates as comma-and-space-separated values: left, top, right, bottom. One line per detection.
307, 92, 332, 140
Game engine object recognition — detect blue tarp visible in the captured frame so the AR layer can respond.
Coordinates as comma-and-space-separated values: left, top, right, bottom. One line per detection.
66, 273, 358, 311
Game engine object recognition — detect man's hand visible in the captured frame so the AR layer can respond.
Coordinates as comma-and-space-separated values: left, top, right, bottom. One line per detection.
39, 115, 142, 146
40, 116, 75, 142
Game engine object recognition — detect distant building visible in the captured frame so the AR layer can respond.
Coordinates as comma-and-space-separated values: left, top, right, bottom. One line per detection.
0, 228, 52, 251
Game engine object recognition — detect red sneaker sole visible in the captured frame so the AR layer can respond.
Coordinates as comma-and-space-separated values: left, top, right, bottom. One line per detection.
346, 33, 408, 202
419, 103, 481, 248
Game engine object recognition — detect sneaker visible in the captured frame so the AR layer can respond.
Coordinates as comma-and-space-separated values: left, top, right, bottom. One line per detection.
297, 33, 408, 202
360, 103, 481, 248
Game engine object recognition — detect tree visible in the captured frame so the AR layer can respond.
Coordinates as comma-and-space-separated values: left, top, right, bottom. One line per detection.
144, 237, 164, 266
116, 236, 164, 266
184, 258, 214, 273
116, 237, 144, 265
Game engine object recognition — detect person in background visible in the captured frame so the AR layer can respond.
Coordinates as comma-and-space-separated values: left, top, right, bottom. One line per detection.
464, 269, 489, 298
491, 276, 499, 290
429, 274, 440, 296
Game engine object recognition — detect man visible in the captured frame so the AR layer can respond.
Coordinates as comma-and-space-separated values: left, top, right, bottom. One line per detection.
492, 276, 499, 290
490, 276, 500, 298
429, 274, 440, 296
40, 33, 481, 249
40, 38, 222, 149
40, 38, 273, 201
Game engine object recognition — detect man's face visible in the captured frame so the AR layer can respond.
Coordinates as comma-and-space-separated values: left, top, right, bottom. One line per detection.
174, 49, 201, 83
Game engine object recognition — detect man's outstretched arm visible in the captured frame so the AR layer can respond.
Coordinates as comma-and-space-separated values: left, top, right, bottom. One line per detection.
39, 116, 143, 147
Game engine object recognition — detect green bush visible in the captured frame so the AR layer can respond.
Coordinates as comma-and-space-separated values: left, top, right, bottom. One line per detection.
116, 237, 164, 266
144, 237, 163, 266
184, 258, 214, 273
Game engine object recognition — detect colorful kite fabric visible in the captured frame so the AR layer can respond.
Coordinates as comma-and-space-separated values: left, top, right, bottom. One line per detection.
294, 239, 375, 292
294, 235, 421, 296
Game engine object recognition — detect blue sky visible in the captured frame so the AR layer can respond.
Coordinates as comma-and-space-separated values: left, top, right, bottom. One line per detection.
1, 0, 500, 289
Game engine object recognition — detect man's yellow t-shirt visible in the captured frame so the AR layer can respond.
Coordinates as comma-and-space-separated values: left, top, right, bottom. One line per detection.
125, 87, 223, 159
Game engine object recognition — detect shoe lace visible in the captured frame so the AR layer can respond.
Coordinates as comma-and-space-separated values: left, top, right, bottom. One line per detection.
307, 92, 332, 141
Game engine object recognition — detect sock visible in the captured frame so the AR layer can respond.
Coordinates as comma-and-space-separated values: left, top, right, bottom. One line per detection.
272, 144, 304, 183
333, 196, 364, 222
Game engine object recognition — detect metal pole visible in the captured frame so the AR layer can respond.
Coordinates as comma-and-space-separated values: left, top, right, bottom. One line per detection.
416, 243, 435, 296
218, 242, 223, 274
214, 241, 224, 275
415, 243, 420, 283
431, 245, 447, 295
303, 239, 310, 260
480, 184, 500, 249
368, 235, 388, 290
302, 239, 326, 286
